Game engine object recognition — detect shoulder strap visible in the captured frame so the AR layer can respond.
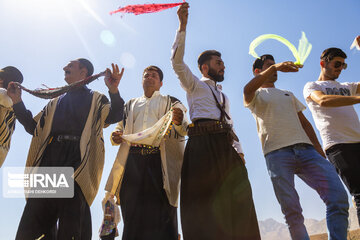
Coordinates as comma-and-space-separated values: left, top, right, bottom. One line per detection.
123, 99, 133, 128
206, 84, 230, 122
169, 95, 180, 104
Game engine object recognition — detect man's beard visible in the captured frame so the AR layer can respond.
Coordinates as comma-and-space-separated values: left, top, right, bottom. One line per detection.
324, 65, 340, 80
208, 68, 224, 82
324, 71, 339, 80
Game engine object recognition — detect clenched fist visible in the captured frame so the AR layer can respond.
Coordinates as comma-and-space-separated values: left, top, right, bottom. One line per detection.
172, 108, 184, 126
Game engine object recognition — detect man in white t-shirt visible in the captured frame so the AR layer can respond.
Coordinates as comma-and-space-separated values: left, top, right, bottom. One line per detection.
244, 54, 349, 240
303, 43, 360, 225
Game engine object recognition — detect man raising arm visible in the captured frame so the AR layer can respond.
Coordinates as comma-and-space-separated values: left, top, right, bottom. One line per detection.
171, 3, 261, 239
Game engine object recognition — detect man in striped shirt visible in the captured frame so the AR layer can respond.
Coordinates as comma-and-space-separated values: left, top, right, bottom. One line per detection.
8, 59, 124, 240
0, 66, 23, 167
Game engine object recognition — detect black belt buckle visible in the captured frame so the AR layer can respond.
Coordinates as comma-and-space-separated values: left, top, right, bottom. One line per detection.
56, 135, 80, 142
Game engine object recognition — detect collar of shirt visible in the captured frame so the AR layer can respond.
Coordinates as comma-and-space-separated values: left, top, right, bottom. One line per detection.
201, 77, 221, 91
141, 90, 161, 100
200, 77, 225, 104
67, 85, 90, 94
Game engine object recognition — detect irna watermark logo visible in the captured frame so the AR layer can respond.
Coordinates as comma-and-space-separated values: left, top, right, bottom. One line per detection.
3, 167, 74, 198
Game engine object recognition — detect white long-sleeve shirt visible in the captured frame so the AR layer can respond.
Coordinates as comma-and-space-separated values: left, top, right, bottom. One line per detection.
111, 91, 188, 144
171, 30, 243, 154
106, 92, 187, 207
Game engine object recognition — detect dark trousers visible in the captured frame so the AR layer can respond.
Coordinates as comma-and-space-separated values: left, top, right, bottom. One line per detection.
15, 139, 92, 240
326, 142, 360, 225
15, 183, 91, 240
181, 132, 261, 240
101, 229, 116, 240
120, 152, 178, 240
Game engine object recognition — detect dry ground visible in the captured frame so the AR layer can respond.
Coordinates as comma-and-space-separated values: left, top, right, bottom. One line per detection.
310, 229, 360, 240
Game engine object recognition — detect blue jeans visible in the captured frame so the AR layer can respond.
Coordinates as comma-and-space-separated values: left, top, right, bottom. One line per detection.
265, 144, 349, 240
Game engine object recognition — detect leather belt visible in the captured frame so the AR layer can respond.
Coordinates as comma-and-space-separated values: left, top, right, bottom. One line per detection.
187, 120, 233, 137
129, 146, 160, 155
284, 143, 312, 150
268, 143, 312, 155
54, 135, 80, 142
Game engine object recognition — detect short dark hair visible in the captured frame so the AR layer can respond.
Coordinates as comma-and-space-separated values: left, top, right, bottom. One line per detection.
77, 58, 94, 77
0, 66, 23, 89
197, 50, 221, 72
143, 65, 163, 81
320, 48, 347, 62
252, 54, 275, 72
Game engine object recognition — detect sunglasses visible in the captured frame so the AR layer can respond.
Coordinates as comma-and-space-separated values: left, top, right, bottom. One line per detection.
333, 61, 347, 70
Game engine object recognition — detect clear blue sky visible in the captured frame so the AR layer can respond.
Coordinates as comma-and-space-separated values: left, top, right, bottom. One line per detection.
1, 0, 360, 238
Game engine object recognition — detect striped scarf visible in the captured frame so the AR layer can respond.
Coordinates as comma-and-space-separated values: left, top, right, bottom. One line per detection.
15, 71, 106, 99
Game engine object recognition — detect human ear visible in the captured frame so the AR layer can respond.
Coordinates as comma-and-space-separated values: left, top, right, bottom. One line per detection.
253, 68, 260, 76
201, 64, 209, 74
81, 69, 88, 79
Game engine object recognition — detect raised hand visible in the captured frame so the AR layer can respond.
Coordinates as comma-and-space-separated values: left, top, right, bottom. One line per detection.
274, 61, 302, 73
177, 2, 189, 32
7, 82, 22, 104
104, 63, 124, 94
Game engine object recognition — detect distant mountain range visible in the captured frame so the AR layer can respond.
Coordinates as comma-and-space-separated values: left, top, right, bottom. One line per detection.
258, 207, 359, 240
